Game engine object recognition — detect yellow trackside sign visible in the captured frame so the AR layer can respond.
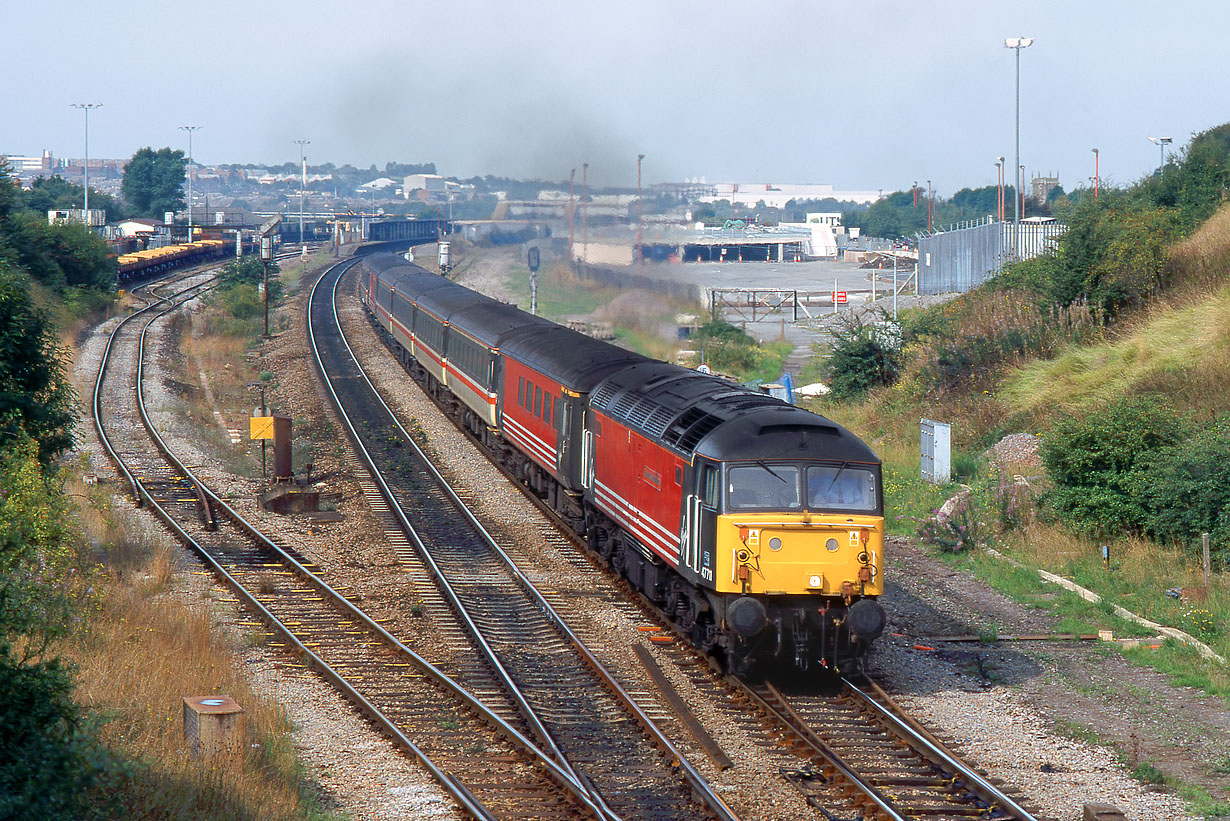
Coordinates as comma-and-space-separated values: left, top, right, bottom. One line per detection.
250, 417, 276, 440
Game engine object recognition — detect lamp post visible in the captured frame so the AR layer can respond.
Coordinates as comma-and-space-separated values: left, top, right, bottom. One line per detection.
581, 162, 589, 258
71, 104, 102, 224
926, 179, 933, 232
1147, 136, 1172, 175
996, 157, 1005, 221
178, 126, 201, 241
293, 139, 310, 247
1020, 164, 1027, 220
913, 180, 918, 207
636, 153, 645, 269
1091, 148, 1099, 199
260, 234, 273, 338
1005, 36, 1034, 257
568, 168, 576, 258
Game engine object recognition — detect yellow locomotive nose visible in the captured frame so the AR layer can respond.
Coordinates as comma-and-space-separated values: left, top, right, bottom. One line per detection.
715, 515, 883, 597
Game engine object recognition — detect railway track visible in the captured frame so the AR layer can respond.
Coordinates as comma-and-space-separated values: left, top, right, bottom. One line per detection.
93, 272, 616, 820
330, 253, 1056, 821
739, 677, 1044, 820
309, 259, 739, 821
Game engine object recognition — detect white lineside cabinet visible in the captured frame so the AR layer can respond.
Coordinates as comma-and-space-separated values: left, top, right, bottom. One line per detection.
920, 418, 951, 484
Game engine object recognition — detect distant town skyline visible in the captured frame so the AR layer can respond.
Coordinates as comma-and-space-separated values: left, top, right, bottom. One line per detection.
4, 1, 1225, 197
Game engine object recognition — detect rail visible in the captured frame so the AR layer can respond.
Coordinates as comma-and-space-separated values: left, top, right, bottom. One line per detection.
310, 259, 740, 821
93, 268, 608, 820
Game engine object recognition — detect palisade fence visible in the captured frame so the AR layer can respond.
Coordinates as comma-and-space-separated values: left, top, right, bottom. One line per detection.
916, 217, 1066, 294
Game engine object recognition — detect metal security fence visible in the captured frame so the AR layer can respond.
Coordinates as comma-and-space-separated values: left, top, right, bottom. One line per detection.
917, 217, 1065, 294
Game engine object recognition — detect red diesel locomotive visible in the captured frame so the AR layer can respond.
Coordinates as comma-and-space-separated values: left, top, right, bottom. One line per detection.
360, 252, 886, 673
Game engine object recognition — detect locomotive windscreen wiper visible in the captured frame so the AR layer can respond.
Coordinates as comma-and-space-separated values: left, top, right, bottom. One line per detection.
757, 460, 788, 483
824, 462, 849, 490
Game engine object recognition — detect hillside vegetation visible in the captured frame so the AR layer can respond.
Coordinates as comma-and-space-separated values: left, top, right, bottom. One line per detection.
1002, 206, 1230, 421
814, 123, 1230, 707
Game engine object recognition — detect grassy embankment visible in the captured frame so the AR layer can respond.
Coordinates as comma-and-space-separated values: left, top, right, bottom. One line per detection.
57, 256, 341, 817
810, 205, 1230, 701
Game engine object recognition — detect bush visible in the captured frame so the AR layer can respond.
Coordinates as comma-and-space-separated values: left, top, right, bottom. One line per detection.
211, 282, 265, 321
1139, 421, 1230, 558
904, 289, 1096, 396
0, 649, 106, 820
825, 317, 900, 399
692, 319, 789, 381
1039, 397, 1190, 536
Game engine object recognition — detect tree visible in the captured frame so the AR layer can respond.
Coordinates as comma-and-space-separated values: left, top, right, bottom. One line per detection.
21, 176, 122, 219
121, 147, 185, 218
0, 264, 77, 463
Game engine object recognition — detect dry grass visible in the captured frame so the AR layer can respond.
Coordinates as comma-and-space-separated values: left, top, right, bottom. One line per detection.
998, 282, 1230, 421
61, 495, 327, 819
1169, 202, 1230, 296
996, 202, 1230, 423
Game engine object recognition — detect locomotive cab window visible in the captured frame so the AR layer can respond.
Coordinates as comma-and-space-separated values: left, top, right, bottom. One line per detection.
806, 465, 877, 512
699, 463, 719, 508
727, 463, 801, 511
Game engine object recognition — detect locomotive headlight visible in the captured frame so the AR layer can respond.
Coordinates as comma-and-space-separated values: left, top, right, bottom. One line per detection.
825, 538, 840, 552
808, 574, 823, 588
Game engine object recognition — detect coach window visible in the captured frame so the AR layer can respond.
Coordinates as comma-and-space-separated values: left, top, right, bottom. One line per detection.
542, 392, 551, 423
518, 377, 525, 407
534, 385, 543, 418
553, 396, 563, 430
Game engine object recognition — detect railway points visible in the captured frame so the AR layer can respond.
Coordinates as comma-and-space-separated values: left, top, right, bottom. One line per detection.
92, 269, 616, 820
309, 258, 738, 821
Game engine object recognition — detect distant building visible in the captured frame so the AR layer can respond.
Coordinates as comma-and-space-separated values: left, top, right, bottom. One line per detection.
701, 182, 881, 208
48, 209, 106, 227
404, 173, 446, 196
2, 149, 55, 172
360, 177, 399, 192
114, 218, 163, 238
1032, 175, 1060, 204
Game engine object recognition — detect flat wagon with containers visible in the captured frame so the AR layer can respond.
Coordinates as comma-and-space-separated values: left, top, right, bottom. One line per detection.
116, 236, 237, 283
359, 252, 886, 674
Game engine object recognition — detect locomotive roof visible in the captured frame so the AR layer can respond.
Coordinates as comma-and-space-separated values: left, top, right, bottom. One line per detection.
589, 361, 879, 463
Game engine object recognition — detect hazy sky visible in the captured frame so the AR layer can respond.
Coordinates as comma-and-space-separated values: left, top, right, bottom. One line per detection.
5, 1, 1226, 195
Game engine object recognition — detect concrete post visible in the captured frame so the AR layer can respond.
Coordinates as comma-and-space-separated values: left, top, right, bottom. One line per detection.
183, 696, 244, 760
1203, 532, 1212, 588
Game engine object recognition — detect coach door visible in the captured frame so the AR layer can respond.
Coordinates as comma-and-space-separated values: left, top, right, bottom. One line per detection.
682, 460, 719, 582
